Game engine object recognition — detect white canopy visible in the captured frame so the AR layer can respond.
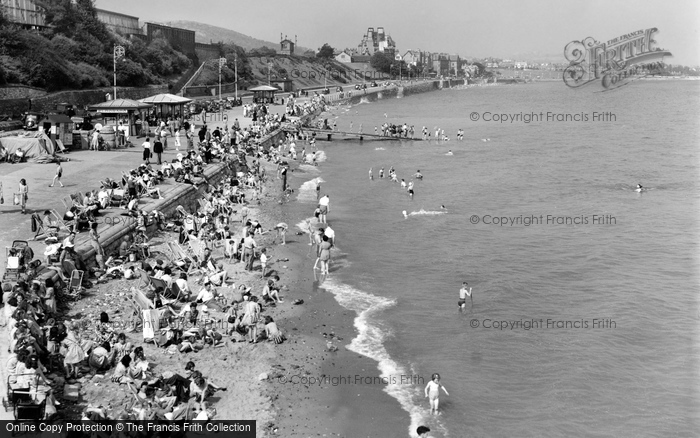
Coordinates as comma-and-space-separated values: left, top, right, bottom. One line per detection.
139, 93, 193, 104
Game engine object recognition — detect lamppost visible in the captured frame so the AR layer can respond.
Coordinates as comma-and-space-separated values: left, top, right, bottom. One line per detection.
268, 62, 273, 86
218, 57, 226, 115
234, 54, 238, 101
113, 45, 125, 99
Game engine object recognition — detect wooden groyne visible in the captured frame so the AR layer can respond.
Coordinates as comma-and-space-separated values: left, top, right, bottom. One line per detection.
301, 127, 423, 141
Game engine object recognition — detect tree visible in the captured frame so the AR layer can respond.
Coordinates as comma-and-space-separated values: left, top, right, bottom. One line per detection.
316, 43, 334, 60
390, 60, 408, 79
248, 46, 276, 57
370, 51, 393, 74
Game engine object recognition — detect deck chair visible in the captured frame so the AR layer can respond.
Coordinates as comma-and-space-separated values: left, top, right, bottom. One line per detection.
137, 268, 153, 290
32, 214, 58, 242
60, 196, 75, 210
47, 209, 75, 235
67, 269, 84, 300
167, 241, 203, 277
109, 183, 127, 208
170, 281, 185, 301
149, 276, 174, 298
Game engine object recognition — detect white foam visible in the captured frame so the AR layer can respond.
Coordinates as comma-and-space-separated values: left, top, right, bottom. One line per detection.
321, 278, 439, 437
375, 147, 386, 151
315, 151, 327, 162
408, 209, 447, 216
298, 163, 320, 173
295, 216, 319, 234
296, 178, 324, 203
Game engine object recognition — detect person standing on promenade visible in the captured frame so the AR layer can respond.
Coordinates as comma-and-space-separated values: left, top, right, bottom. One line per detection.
142, 137, 152, 165
153, 137, 163, 165
458, 282, 472, 310
175, 128, 181, 151
318, 194, 330, 224
18, 178, 29, 214
49, 162, 64, 187
425, 373, 449, 415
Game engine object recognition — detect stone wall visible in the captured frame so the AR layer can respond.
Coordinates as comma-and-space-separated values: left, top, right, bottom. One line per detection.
75, 161, 233, 265
0, 85, 47, 100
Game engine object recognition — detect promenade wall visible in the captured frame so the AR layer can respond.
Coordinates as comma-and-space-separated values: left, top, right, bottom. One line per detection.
0, 86, 169, 116
75, 161, 232, 265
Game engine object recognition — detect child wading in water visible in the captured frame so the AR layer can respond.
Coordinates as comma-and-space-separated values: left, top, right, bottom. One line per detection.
425, 373, 449, 415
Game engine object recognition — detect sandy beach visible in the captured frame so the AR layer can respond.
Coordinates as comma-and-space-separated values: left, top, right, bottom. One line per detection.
0, 104, 407, 436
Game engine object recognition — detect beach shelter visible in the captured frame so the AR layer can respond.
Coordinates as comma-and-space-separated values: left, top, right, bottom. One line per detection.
88, 99, 152, 138
41, 114, 74, 148
139, 93, 193, 119
249, 85, 279, 104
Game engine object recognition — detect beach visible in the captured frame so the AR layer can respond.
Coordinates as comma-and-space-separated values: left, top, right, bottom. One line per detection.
0, 101, 407, 437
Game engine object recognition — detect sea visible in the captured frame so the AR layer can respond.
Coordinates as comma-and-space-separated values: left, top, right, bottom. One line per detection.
294, 80, 700, 437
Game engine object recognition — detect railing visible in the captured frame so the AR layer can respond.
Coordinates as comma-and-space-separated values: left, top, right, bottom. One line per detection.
178, 62, 206, 96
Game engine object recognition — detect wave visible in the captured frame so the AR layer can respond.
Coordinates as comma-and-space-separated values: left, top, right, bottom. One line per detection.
298, 163, 321, 173
405, 209, 447, 217
296, 178, 324, 203
315, 151, 327, 162
321, 278, 433, 437
375, 147, 386, 151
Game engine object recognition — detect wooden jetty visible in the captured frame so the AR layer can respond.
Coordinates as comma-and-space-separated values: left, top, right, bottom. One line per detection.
302, 128, 423, 141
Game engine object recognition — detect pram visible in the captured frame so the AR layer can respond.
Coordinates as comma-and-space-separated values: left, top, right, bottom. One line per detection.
3, 240, 30, 282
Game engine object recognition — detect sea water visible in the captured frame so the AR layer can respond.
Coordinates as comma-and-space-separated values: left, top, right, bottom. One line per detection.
296, 81, 700, 437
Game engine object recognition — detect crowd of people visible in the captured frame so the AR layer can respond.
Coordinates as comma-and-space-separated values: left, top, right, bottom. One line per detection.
0, 105, 328, 421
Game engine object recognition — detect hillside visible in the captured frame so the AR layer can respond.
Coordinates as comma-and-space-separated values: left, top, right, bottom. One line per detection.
192, 55, 386, 91
161, 20, 314, 54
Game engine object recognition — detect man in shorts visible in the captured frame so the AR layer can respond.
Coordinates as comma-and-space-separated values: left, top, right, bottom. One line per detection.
458, 282, 472, 310
318, 194, 330, 224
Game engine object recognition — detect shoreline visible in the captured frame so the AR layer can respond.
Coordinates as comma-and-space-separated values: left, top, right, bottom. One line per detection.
263, 149, 408, 437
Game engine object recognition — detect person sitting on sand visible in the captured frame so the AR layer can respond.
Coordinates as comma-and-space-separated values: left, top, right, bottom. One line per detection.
264, 316, 286, 344
88, 341, 116, 372
262, 277, 283, 304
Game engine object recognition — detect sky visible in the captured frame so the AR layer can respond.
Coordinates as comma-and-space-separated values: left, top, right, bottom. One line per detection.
95, 0, 700, 66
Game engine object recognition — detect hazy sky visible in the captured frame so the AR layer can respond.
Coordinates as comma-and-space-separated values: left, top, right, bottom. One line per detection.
95, 0, 700, 65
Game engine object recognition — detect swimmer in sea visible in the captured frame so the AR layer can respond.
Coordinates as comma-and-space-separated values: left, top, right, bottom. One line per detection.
401, 179, 406, 189
441, 205, 447, 210
403, 210, 408, 219
458, 282, 472, 310
446, 150, 453, 155
635, 184, 645, 192
425, 373, 449, 415
369, 168, 373, 180
379, 167, 385, 178
415, 170, 423, 180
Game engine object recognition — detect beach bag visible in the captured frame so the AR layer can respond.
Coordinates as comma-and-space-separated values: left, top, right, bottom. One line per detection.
13, 193, 20, 205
